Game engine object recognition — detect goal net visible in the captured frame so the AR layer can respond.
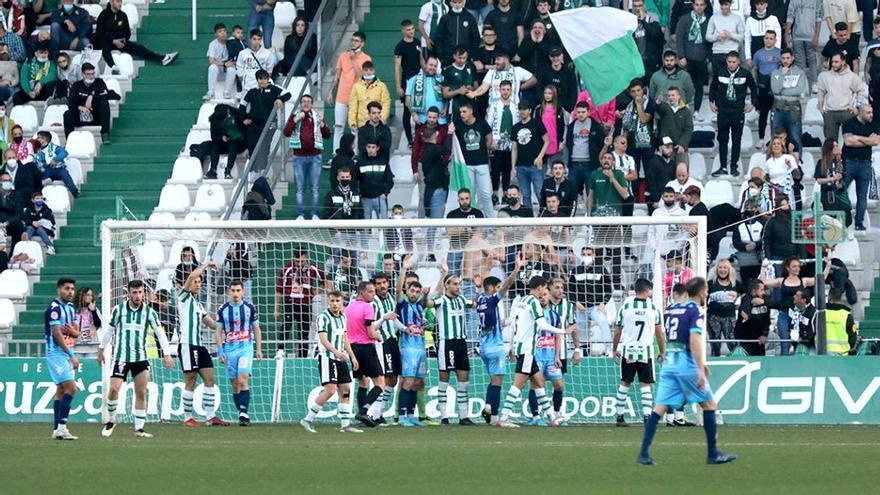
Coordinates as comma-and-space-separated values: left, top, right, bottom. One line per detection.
100, 216, 706, 424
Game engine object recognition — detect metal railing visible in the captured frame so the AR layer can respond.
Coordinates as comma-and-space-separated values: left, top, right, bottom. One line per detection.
217, 0, 355, 226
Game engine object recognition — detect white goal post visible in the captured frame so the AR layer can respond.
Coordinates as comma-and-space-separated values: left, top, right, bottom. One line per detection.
99, 216, 707, 424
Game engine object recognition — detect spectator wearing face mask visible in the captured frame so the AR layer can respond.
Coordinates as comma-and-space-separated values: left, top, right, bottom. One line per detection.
0, 171, 25, 250
567, 246, 615, 356
52, 52, 81, 103
14, 42, 56, 105
0, 45, 19, 103
64, 63, 113, 144
22, 190, 56, 255
732, 199, 766, 281
34, 131, 79, 197
8, 125, 35, 163
383, 204, 415, 254
738, 171, 778, 212
50, 0, 92, 55
2, 147, 42, 206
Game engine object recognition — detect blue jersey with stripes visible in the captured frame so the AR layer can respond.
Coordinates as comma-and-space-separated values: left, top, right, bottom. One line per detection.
45, 298, 76, 357
535, 307, 561, 362
662, 300, 704, 371
396, 299, 426, 351
217, 301, 259, 351
476, 293, 504, 349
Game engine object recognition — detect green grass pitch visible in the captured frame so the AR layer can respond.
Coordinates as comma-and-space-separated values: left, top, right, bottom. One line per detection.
1, 423, 876, 494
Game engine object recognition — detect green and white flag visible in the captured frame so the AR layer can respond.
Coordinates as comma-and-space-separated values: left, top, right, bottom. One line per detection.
550, 7, 645, 106
445, 134, 476, 214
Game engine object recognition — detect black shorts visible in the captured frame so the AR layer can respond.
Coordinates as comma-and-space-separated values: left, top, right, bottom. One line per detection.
437, 339, 470, 372
621, 359, 655, 384
381, 338, 401, 376
178, 344, 214, 373
318, 356, 352, 385
111, 360, 149, 380
515, 354, 540, 377
351, 343, 383, 379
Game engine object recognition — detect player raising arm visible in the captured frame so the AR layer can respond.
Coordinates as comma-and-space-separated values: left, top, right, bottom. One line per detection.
45, 277, 80, 440
637, 277, 736, 465
177, 261, 229, 427
476, 263, 518, 425
215, 280, 263, 427
301, 291, 362, 433
99, 280, 174, 438
612, 278, 663, 427
496, 276, 567, 428
394, 256, 431, 426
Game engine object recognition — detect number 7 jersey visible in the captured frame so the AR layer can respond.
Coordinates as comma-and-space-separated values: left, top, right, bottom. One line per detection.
615, 297, 661, 361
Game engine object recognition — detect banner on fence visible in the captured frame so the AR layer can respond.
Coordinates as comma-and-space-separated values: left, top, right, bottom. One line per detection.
0, 357, 877, 424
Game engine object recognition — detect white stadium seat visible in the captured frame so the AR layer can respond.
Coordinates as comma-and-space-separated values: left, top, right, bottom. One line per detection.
121, 4, 140, 29
715, 235, 736, 261
194, 102, 216, 129
0, 270, 29, 299
42, 185, 71, 213
66, 131, 96, 158
12, 241, 44, 269
740, 130, 754, 151
390, 155, 413, 183
184, 130, 212, 151
0, 298, 14, 328
169, 157, 204, 185
148, 211, 177, 223
105, 77, 123, 98
184, 211, 211, 223
155, 268, 176, 292
137, 240, 166, 270
688, 153, 706, 180
832, 239, 860, 266
65, 157, 83, 185
703, 180, 734, 208
274, 1, 298, 30
800, 151, 816, 180
748, 152, 766, 172
79, 4, 102, 20
191, 184, 226, 213
103, 52, 134, 77
156, 184, 191, 213
41, 104, 67, 129
804, 98, 822, 125
10, 104, 38, 133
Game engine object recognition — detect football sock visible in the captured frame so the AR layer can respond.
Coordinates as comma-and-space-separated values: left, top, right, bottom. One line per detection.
552, 389, 563, 413
528, 389, 538, 416
534, 388, 552, 418
239, 390, 250, 415
204, 388, 216, 419
616, 385, 630, 416
53, 399, 60, 430
500, 386, 521, 420
58, 393, 73, 426
232, 393, 241, 411
437, 382, 448, 419
182, 389, 194, 420
367, 387, 391, 419
486, 384, 501, 414
365, 385, 382, 405
703, 410, 719, 457
133, 408, 146, 431
107, 398, 118, 423
640, 411, 662, 458
640, 386, 653, 418
416, 389, 427, 419
305, 404, 320, 422
339, 402, 352, 428
398, 389, 409, 417
357, 386, 368, 414
456, 381, 469, 420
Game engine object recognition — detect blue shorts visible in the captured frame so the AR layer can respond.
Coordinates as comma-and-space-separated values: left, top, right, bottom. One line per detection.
537, 358, 563, 382
224, 345, 254, 379
400, 346, 427, 379
480, 346, 507, 376
655, 368, 715, 407
47, 354, 74, 384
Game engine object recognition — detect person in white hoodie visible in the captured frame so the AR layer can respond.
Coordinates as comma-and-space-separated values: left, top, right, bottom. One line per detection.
235, 29, 275, 97
485, 80, 519, 203
744, 0, 782, 63
706, 0, 745, 76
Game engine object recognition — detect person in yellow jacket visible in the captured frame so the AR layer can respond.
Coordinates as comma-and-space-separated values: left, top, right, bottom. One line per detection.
825, 287, 859, 356
348, 61, 391, 130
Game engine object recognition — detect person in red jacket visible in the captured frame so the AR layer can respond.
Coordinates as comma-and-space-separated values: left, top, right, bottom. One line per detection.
283, 94, 330, 220
410, 106, 448, 182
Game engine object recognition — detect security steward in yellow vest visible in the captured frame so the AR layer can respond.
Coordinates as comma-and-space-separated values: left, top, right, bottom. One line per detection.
825, 288, 859, 356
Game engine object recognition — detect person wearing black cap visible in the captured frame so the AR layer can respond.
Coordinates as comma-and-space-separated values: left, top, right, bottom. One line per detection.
13, 42, 56, 105
537, 46, 577, 112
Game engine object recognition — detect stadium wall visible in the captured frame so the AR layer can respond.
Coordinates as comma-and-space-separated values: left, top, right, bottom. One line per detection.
0, 357, 877, 424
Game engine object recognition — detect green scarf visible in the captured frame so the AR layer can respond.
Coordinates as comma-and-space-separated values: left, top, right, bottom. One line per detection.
411, 70, 440, 113
28, 60, 51, 85
222, 115, 242, 141
288, 110, 324, 151
688, 11, 704, 44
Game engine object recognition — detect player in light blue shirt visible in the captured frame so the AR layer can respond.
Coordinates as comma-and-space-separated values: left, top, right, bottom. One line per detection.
215, 280, 263, 426
476, 268, 519, 425
395, 275, 429, 427
638, 277, 736, 466
45, 277, 79, 440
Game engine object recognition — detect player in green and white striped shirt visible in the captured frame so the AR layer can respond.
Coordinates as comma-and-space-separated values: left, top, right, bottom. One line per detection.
176, 261, 226, 427
497, 274, 567, 428
365, 273, 400, 424
612, 278, 664, 426
98, 280, 174, 438
424, 258, 475, 425
301, 291, 361, 433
